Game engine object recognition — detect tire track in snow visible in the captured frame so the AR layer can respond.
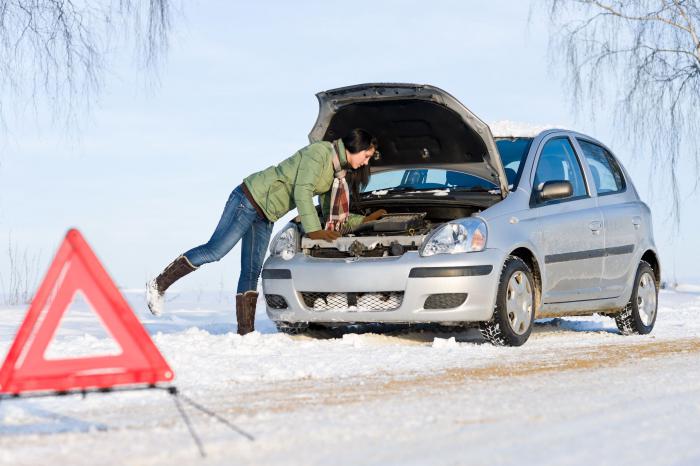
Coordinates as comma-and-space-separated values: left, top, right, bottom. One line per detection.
222, 337, 700, 415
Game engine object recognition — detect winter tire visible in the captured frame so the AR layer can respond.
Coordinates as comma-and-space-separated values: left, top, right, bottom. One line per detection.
480, 256, 536, 347
615, 261, 657, 335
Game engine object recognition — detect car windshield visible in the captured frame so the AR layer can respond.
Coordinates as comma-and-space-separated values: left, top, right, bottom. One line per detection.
495, 137, 533, 188
362, 168, 498, 193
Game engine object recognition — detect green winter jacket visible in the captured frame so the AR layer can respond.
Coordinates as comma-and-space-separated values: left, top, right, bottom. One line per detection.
243, 139, 364, 233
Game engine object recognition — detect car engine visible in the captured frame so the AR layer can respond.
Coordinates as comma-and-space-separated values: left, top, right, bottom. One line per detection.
303, 212, 433, 258
348, 213, 430, 236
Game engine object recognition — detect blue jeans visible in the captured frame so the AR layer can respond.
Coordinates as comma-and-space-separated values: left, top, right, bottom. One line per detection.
184, 185, 273, 293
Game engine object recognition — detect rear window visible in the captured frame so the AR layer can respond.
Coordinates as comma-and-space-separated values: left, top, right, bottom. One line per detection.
495, 138, 533, 188
576, 139, 626, 195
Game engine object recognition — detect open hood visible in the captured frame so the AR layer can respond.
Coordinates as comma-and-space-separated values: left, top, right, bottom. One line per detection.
309, 83, 508, 196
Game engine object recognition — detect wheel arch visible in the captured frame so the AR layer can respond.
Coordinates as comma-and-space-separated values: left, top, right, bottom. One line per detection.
507, 246, 543, 313
640, 249, 661, 285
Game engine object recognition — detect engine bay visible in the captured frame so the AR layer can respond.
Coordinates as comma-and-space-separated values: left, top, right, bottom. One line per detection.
303, 208, 467, 258
348, 213, 430, 236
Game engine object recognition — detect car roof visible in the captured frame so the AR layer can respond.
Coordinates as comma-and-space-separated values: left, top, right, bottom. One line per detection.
491, 124, 614, 154
489, 121, 564, 139
534, 129, 614, 153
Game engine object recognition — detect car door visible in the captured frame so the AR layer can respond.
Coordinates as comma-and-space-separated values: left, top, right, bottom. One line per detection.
529, 135, 605, 303
575, 138, 640, 297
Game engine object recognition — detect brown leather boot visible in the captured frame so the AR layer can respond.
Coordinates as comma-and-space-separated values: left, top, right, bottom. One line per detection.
236, 290, 258, 335
147, 255, 197, 315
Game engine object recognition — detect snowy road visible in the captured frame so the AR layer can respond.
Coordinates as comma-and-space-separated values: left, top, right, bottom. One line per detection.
1, 288, 699, 465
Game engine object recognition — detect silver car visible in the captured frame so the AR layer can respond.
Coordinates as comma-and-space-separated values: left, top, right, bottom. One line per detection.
262, 83, 660, 346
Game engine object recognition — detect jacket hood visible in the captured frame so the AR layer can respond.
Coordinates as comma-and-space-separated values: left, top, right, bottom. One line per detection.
309, 83, 508, 196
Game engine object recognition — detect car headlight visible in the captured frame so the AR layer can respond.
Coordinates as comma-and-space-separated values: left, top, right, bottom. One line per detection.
419, 218, 487, 257
269, 225, 299, 260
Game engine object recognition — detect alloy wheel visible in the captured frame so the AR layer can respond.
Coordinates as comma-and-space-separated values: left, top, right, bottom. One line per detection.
637, 272, 657, 326
506, 271, 533, 335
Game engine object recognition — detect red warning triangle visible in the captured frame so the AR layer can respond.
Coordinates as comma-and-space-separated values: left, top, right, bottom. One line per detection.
0, 229, 174, 395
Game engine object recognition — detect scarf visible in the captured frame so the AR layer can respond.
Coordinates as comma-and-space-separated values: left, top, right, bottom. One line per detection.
324, 140, 351, 232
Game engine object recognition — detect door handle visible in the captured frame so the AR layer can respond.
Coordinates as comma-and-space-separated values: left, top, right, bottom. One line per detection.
632, 216, 642, 230
588, 221, 602, 234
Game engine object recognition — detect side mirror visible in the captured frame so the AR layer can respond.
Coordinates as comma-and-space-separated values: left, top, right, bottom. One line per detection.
538, 180, 573, 202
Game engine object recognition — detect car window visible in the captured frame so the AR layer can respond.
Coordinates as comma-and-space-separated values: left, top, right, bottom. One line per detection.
495, 138, 532, 188
577, 139, 626, 195
362, 168, 497, 192
533, 137, 588, 202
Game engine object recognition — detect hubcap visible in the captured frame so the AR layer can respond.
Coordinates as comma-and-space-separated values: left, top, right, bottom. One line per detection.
506, 271, 533, 335
637, 272, 657, 326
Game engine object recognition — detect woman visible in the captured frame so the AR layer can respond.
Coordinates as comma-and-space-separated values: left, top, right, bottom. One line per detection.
146, 128, 385, 334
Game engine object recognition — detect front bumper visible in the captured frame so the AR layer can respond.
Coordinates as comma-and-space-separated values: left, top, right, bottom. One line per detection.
262, 248, 504, 324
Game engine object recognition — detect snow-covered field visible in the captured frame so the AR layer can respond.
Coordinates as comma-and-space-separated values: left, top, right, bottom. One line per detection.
1, 288, 699, 465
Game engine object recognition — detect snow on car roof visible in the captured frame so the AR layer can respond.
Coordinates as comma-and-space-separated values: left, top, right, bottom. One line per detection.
489, 120, 566, 138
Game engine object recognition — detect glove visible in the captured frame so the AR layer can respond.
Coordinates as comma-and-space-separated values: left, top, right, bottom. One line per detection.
307, 229, 341, 242
362, 209, 387, 224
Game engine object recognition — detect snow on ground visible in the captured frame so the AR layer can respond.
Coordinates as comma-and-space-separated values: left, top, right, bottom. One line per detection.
0, 287, 699, 465
489, 120, 565, 138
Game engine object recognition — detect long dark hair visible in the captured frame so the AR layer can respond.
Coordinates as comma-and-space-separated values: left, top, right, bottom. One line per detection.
346, 165, 370, 201
341, 128, 376, 201
342, 128, 377, 153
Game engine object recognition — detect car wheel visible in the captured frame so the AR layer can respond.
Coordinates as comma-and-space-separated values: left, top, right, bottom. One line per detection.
615, 261, 657, 335
479, 256, 536, 347
275, 321, 309, 335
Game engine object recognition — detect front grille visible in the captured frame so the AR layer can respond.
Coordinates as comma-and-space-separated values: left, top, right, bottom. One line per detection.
424, 293, 468, 309
265, 294, 289, 310
300, 291, 404, 311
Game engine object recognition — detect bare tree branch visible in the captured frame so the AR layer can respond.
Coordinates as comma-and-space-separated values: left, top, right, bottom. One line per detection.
0, 0, 173, 129
543, 0, 700, 224
588, 0, 691, 32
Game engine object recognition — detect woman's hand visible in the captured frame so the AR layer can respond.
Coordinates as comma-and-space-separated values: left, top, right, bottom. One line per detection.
307, 230, 341, 242
362, 209, 387, 224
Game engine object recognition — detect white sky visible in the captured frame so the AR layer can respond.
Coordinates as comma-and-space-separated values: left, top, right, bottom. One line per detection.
1, 0, 698, 293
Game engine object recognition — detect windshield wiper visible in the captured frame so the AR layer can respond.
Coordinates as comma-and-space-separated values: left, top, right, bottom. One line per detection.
386, 186, 451, 193
364, 186, 497, 196
387, 186, 432, 193
449, 186, 495, 193
363, 186, 422, 195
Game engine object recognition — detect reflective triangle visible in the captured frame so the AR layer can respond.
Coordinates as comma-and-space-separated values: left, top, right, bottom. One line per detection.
0, 229, 174, 394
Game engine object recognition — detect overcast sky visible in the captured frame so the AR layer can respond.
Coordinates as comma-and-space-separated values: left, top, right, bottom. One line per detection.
1, 0, 698, 295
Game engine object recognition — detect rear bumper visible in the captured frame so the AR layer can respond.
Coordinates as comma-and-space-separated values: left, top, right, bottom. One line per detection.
262, 248, 504, 324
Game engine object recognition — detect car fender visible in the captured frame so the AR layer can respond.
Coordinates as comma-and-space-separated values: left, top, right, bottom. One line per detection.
475, 208, 547, 300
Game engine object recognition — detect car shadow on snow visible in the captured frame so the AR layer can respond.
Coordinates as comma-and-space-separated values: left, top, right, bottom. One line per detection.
289, 318, 619, 342
533, 318, 619, 335
292, 323, 488, 344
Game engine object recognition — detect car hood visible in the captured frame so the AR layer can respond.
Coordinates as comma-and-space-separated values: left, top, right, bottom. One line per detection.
309, 83, 508, 196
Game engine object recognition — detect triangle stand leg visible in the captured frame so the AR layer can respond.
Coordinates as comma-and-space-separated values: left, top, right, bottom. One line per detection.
169, 387, 207, 458
167, 387, 255, 441
0, 386, 253, 459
